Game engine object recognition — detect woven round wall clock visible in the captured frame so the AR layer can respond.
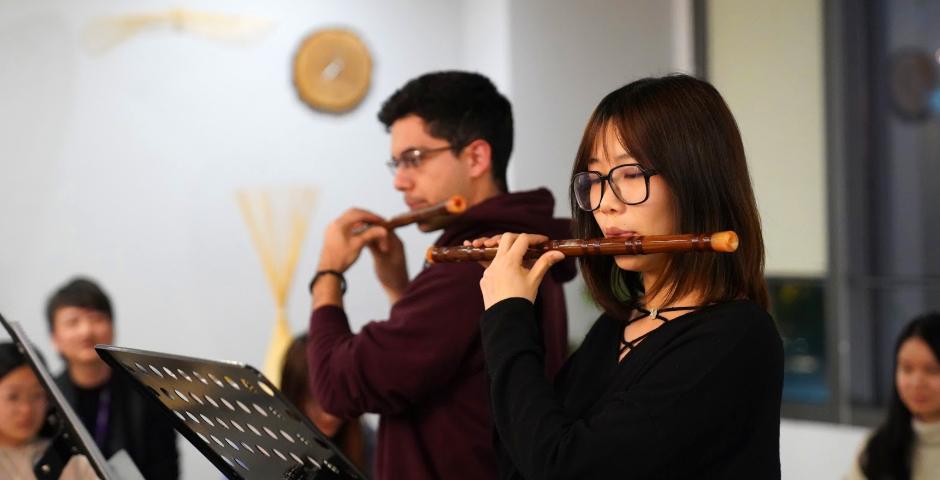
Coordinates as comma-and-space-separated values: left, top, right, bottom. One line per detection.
293, 28, 372, 113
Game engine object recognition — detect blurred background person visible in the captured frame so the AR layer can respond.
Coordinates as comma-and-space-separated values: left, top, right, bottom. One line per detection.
280, 334, 373, 476
847, 312, 940, 480
0, 341, 97, 479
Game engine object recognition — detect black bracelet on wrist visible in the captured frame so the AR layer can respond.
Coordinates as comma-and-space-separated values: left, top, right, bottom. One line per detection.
309, 270, 347, 294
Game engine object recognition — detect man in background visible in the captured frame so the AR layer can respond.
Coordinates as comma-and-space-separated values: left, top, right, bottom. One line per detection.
47, 277, 178, 479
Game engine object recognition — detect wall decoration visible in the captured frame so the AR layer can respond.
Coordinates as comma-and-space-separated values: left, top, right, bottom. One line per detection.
293, 28, 372, 113
236, 187, 317, 386
83, 8, 273, 53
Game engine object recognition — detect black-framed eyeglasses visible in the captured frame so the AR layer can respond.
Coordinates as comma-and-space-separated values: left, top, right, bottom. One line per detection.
571, 164, 659, 211
386, 145, 453, 174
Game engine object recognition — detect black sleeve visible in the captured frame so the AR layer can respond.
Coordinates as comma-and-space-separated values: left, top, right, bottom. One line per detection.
481, 297, 772, 479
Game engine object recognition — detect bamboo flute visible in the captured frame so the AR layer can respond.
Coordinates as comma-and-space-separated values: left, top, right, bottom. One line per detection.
426, 231, 738, 263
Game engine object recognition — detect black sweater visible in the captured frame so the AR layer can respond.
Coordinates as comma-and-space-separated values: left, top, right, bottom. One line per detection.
56, 371, 179, 479
481, 298, 783, 480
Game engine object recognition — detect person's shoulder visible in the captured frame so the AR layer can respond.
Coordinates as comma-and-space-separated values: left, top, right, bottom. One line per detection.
705, 298, 768, 316
699, 299, 774, 329
695, 300, 780, 349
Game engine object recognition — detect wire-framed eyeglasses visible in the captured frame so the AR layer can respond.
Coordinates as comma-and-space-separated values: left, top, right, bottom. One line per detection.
385, 145, 453, 174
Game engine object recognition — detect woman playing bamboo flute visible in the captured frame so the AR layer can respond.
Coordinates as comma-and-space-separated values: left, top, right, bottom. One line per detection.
472, 74, 783, 479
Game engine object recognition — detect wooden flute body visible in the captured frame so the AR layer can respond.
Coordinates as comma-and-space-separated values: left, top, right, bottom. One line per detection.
360, 195, 467, 233
425, 231, 738, 263
383, 195, 467, 230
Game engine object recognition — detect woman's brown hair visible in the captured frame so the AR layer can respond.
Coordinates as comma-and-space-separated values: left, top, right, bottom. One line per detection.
571, 74, 767, 320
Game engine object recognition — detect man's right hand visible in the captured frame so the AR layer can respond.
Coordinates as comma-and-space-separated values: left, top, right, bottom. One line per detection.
317, 208, 388, 273
315, 208, 409, 306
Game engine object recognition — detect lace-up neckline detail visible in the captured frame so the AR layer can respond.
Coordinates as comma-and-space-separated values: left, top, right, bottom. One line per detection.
619, 305, 704, 357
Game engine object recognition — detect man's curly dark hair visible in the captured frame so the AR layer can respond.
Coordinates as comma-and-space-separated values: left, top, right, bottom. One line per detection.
378, 71, 513, 192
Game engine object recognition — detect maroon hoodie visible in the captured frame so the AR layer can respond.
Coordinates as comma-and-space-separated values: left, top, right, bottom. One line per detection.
308, 188, 576, 480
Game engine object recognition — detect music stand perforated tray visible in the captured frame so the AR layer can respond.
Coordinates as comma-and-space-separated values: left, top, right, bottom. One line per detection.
95, 345, 366, 480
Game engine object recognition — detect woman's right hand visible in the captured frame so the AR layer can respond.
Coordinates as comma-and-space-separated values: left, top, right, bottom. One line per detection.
478, 233, 565, 309
463, 234, 503, 268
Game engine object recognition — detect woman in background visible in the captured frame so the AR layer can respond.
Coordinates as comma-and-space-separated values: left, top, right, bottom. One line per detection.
281, 334, 372, 476
847, 312, 940, 480
0, 342, 97, 479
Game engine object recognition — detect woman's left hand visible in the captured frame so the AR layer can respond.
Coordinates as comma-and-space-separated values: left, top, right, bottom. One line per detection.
480, 233, 566, 309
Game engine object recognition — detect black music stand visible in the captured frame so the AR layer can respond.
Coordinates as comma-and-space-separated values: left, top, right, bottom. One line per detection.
0, 313, 129, 480
95, 345, 367, 480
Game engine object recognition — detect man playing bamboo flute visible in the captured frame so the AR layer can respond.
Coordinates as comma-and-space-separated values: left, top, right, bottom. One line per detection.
307, 71, 576, 480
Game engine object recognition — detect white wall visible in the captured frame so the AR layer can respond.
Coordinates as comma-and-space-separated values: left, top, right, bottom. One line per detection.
0, 0, 465, 477
707, 0, 828, 276
459, 0, 512, 95
781, 419, 867, 479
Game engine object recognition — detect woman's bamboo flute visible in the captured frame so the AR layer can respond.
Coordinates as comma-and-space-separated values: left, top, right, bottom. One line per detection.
425, 231, 738, 263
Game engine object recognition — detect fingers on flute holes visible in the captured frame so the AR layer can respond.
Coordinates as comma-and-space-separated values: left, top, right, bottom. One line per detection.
346, 210, 384, 233
525, 233, 550, 245
507, 233, 532, 260
359, 225, 387, 244
348, 207, 382, 219
341, 208, 367, 226
528, 251, 564, 283
374, 235, 389, 253
350, 223, 368, 235
495, 233, 517, 258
